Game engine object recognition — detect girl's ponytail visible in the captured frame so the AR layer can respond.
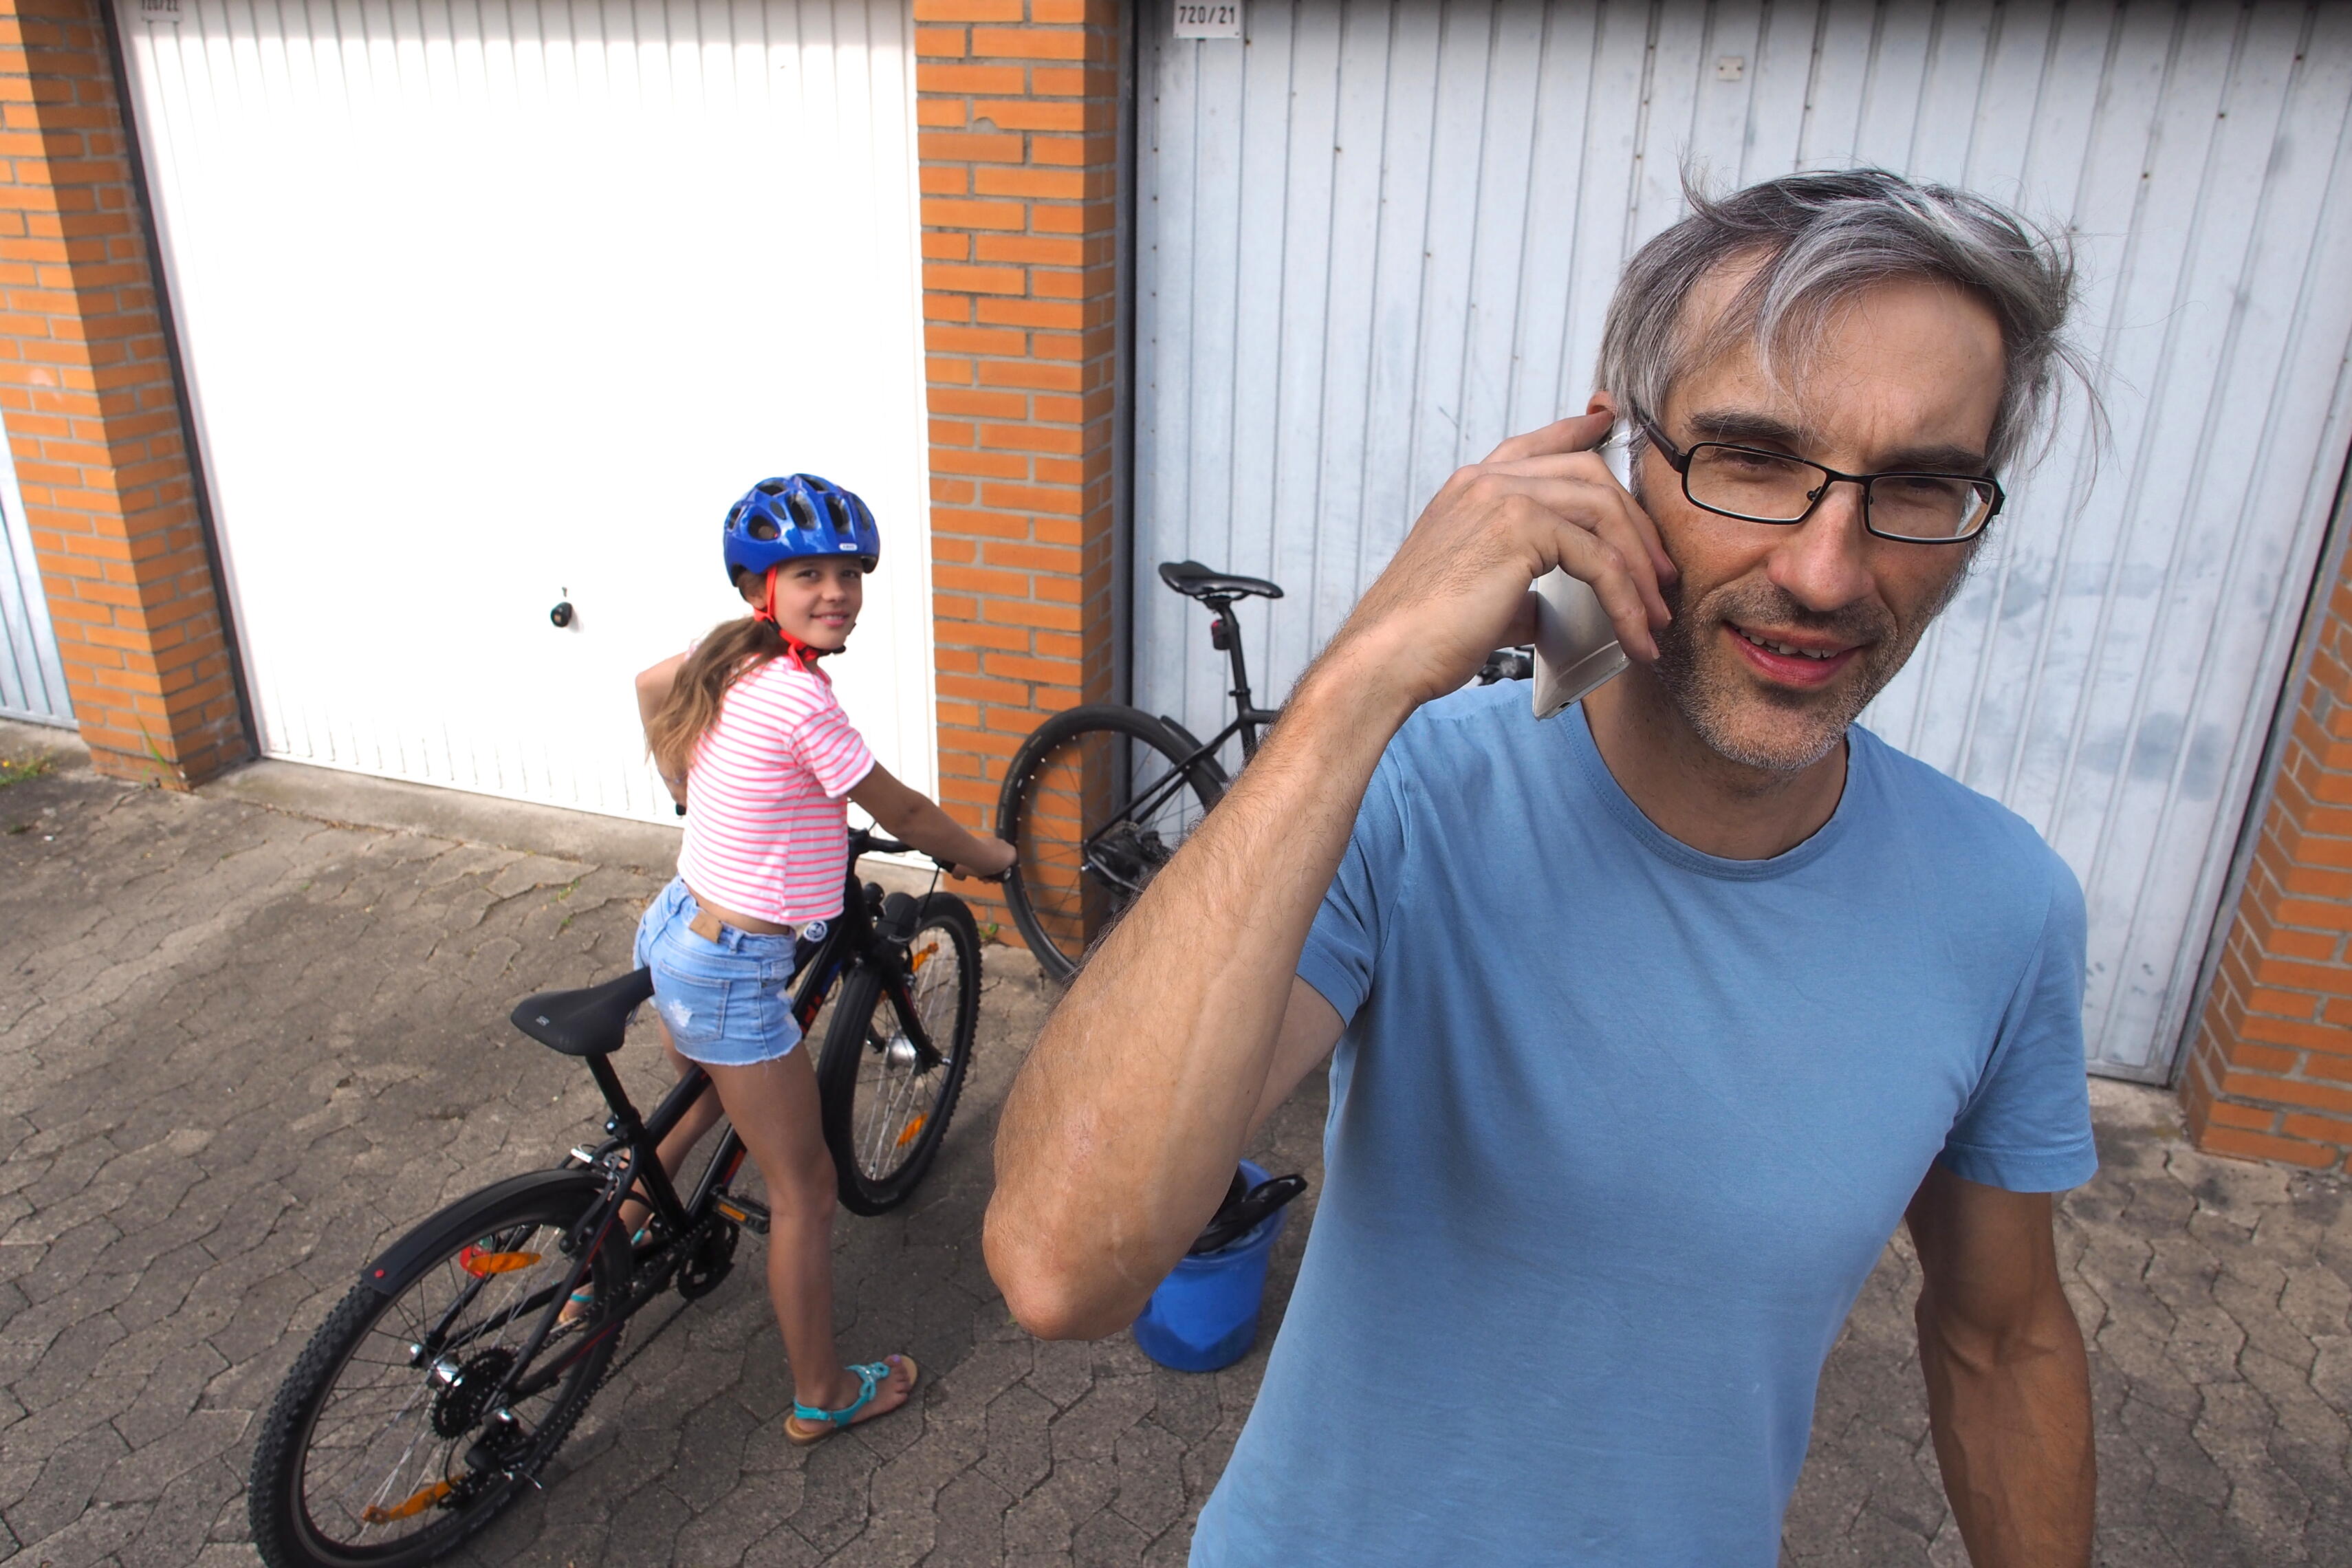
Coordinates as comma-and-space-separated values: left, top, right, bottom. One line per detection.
646, 602, 788, 783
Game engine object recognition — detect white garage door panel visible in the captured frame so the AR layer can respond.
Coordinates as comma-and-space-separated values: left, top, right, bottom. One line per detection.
120, 0, 934, 823
1137, 0, 2352, 1077
1, 404, 74, 728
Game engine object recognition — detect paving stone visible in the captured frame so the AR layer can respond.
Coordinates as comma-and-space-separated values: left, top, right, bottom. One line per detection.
5, 745, 2351, 1565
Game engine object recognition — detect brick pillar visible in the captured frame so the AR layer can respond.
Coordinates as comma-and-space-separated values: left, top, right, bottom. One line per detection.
915, 0, 1122, 926
0, 0, 245, 787
2181, 536, 2352, 1172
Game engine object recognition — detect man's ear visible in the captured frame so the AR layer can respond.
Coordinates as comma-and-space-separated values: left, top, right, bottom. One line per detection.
1586, 389, 1622, 426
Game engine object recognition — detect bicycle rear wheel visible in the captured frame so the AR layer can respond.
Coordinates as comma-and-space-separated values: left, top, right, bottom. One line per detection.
816, 893, 981, 1215
997, 703, 1226, 981
247, 1175, 626, 1568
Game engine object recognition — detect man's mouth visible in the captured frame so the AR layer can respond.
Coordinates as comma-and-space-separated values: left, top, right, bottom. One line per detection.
1725, 622, 1862, 686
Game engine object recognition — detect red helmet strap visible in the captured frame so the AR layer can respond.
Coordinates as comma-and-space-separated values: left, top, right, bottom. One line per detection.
752, 565, 831, 671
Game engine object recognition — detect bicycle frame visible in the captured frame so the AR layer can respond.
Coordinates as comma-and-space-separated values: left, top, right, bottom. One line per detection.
1199, 593, 1283, 764
1074, 594, 1279, 870
481, 831, 940, 1406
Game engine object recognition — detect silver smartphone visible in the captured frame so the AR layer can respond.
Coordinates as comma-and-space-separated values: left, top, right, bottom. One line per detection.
1529, 567, 1628, 719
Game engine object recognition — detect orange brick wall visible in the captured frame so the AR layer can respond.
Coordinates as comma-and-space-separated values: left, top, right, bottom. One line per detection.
2181, 533, 2352, 1172
915, 0, 1124, 922
0, 0, 246, 785
0, 0, 244, 786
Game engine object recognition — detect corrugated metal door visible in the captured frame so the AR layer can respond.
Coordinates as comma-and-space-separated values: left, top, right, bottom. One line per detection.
1135, 0, 2352, 1079
116, 0, 933, 818
0, 406, 74, 728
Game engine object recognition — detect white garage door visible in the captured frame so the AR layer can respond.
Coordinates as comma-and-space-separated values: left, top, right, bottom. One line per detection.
1135, 0, 2352, 1080
1, 406, 74, 728
118, 0, 934, 820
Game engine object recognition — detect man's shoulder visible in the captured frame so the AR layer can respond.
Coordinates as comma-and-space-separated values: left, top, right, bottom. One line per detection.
1388, 679, 1540, 757
1850, 726, 2080, 916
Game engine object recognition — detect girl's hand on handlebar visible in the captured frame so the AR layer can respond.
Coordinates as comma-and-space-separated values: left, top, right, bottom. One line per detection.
952, 835, 1018, 884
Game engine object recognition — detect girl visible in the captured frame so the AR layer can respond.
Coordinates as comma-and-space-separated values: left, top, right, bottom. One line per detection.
621, 473, 1015, 1444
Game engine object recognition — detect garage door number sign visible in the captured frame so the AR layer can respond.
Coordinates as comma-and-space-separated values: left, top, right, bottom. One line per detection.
1173, 1, 1241, 40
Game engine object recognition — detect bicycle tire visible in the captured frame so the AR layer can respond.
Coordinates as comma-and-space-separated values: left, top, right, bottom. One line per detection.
816, 893, 981, 1215
247, 1175, 627, 1568
996, 702, 1226, 981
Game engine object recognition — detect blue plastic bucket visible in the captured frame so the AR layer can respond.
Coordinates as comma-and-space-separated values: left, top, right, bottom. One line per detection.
1131, 1160, 1289, 1373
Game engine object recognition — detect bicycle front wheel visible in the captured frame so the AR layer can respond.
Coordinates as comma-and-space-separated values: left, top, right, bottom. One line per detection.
817, 893, 981, 1215
997, 703, 1226, 980
247, 1175, 627, 1568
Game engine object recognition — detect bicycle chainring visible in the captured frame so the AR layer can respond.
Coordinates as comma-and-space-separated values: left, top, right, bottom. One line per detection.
675, 1218, 740, 1301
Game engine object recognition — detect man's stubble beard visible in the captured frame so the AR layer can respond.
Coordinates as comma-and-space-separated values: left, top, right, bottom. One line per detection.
1638, 503, 1971, 774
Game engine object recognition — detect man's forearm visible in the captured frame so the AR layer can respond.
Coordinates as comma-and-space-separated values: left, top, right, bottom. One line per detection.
984, 653, 1411, 1338
1917, 1292, 2095, 1566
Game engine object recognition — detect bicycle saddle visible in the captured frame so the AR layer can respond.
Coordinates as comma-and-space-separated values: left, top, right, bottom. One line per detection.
1157, 560, 1283, 602
510, 968, 655, 1057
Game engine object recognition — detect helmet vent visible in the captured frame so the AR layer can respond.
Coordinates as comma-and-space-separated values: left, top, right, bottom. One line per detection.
747, 517, 781, 541
756, 480, 785, 495
786, 492, 817, 530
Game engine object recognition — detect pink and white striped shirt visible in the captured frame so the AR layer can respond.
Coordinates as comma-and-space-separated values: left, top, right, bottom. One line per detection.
675, 652, 875, 924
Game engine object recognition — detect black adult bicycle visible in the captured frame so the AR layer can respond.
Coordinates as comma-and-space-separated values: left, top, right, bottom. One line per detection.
996, 560, 1282, 979
995, 560, 1540, 980
246, 829, 979, 1568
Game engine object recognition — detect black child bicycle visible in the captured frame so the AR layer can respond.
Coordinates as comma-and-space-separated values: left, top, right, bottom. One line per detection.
246, 829, 979, 1568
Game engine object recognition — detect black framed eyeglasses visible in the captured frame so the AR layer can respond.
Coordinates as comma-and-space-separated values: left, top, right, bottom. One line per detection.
1639, 420, 2004, 543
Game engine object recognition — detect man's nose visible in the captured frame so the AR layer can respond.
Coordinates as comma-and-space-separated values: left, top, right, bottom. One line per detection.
1765, 481, 1875, 612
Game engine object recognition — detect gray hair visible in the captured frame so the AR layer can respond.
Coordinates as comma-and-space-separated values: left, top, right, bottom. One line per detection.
1596, 168, 2092, 477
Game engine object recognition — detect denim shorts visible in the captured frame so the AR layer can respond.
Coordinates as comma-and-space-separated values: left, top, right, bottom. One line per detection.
633, 878, 818, 1067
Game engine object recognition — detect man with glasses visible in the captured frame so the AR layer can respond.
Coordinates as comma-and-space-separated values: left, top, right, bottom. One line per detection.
988, 170, 2098, 1567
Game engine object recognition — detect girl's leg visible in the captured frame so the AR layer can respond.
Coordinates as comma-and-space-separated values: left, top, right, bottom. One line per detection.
703, 1048, 915, 1427
618, 1017, 726, 1237
563, 1021, 729, 1325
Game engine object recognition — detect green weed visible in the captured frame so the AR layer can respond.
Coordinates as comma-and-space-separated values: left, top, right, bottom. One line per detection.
0, 756, 55, 790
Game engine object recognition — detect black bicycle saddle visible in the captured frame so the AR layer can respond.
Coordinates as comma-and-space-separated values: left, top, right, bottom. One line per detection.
510, 968, 655, 1057
1157, 560, 1284, 602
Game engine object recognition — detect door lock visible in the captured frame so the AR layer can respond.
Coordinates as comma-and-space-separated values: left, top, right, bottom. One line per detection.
549, 601, 574, 628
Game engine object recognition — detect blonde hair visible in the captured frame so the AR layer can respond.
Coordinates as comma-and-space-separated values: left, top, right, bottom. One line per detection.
645, 575, 789, 782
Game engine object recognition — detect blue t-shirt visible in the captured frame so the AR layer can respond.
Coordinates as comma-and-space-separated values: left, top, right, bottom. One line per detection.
1190, 684, 2095, 1567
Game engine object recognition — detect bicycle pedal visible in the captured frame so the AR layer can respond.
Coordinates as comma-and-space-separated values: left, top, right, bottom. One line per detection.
712, 1195, 770, 1234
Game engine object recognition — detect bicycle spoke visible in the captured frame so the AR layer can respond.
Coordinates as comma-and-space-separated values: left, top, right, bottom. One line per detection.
290, 1212, 600, 1552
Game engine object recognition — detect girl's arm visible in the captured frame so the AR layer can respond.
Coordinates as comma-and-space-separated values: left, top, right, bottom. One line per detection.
849, 763, 1016, 881
635, 654, 688, 806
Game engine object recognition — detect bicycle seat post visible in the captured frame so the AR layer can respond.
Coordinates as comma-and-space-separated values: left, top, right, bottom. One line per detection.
1206, 595, 1282, 760
584, 1054, 646, 1146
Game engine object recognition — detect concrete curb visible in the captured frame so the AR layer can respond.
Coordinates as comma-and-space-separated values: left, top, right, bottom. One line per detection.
197, 754, 948, 900
204, 757, 684, 871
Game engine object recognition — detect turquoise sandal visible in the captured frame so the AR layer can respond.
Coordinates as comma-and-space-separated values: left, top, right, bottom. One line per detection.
786, 1355, 919, 1446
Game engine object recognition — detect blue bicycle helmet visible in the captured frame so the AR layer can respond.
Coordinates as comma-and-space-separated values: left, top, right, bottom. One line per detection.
722, 474, 881, 587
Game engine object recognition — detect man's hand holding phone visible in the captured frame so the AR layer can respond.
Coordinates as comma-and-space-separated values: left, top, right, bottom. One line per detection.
1308, 404, 1675, 720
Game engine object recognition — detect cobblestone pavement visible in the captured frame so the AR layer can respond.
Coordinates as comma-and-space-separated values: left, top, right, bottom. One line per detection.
1, 729, 2346, 1567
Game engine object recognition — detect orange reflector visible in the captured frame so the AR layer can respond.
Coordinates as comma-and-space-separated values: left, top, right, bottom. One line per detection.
362, 1479, 452, 1524
909, 948, 933, 972
459, 1245, 541, 1276
894, 1113, 928, 1150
